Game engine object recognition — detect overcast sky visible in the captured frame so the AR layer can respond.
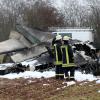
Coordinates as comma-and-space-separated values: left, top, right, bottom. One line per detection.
0, 0, 88, 7
51, 0, 88, 8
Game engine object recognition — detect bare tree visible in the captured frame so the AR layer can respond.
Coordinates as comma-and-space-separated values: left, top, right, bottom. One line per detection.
87, 0, 100, 48
23, 0, 64, 30
62, 0, 90, 27
0, 0, 26, 41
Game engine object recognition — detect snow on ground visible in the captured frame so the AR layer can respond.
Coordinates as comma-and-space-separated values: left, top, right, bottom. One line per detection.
98, 90, 100, 93
62, 81, 76, 86
0, 60, 39, 68
21, 60, 39, 66
0, 71, 55, 79
0, 63, 14, 68
0, 60, 40, 71
21, 60, 40, 71
0, 70, 99, 82
96, 80, 100, 84
75, 71, 98, 81
0, 61, 99, 82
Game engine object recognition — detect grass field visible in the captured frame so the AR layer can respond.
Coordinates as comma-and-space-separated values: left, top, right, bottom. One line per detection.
0, 77, 99, 100
47, 81, 100, 100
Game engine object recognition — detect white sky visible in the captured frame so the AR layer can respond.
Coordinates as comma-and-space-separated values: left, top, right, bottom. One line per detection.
52, 0, 88, 8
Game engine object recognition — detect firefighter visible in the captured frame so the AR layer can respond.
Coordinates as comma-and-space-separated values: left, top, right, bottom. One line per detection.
61, 36, 76, 81
54, 34, 64, 79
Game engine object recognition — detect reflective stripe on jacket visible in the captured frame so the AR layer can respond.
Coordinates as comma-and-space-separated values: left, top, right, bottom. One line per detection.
54, 44, 62, 65
61, 45, 76, 67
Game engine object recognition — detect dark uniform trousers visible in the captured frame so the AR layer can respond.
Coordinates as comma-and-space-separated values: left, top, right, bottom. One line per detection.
61, 45, 76, 80
55, 65, 64, 79
54, 43, 64, 79
64, 67, 75, 79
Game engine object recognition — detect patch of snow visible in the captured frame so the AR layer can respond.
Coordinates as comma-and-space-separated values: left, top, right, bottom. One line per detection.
0, 63, 13, 68
80, 51, 91, 60
0, 63, 14, 70
62, 86, 67, 89
0, 71, 55, 79
26, 80, 36, 84
0, 67, 99, 82
98, 90, 100, 93
21, 60, 39, 71
43, 84, 50, 86
21, 60, 38, 66
89, 85, 93, 87
62, 81, 76, 86
96, 80, 100, 84
62, 81, 67, 85
79, 82, 88, 85
67, 81, 76, 86
86, 43, 96, 50
75, 71, 97, 82
28, 80, 33, 83
56, 88, 61, 90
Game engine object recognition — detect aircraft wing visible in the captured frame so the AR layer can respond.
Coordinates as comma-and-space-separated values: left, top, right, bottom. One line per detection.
0, 39, 27, 55
11, 43, 48, 62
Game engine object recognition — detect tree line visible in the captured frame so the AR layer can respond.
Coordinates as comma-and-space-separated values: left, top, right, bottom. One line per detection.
0, 0, 100, 48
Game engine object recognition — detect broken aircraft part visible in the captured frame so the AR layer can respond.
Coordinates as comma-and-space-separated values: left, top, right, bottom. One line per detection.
0, 25, 54, 63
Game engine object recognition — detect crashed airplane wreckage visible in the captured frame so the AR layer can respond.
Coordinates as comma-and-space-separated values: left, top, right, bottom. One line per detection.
0, 26, 100, 75
0, 25, 55, 74
73, 42, 100, 76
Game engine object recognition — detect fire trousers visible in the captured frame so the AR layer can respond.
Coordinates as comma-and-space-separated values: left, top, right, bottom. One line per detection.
55, 65, 64, 79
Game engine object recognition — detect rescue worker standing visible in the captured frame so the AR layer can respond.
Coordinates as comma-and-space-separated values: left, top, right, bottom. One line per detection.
54, 34, 64, 79
61, 36, 76, 81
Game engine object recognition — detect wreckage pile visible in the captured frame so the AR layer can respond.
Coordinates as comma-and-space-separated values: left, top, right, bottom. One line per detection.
73, 41, 100, 76
0, 41, 100, 76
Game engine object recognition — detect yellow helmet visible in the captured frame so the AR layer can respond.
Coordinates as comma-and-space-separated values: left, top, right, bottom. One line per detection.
63, 36, 70, 40
56, 34, 62, 40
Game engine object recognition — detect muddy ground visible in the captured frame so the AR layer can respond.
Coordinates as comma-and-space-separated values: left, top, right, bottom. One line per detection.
0, 77, 99, 100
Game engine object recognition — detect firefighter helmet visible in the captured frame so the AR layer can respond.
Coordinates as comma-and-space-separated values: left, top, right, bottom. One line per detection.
63, 36, 70, 40
56, 34, 62, 40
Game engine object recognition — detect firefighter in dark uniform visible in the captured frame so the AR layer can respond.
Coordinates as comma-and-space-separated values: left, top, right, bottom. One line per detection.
61, 36, 76, 81
54, 34, 64, 79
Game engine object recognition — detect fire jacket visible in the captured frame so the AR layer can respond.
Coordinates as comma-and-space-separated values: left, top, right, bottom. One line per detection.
54, 42, 62, 65
61, 45, 76, 67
